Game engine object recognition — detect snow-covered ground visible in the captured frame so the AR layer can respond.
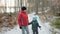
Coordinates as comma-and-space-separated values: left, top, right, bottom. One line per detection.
0, 13, 52, 34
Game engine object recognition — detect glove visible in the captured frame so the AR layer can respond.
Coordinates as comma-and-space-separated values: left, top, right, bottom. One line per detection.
39, 26, 41, 28
20, 27, 22, 29
39, 26, 41, 30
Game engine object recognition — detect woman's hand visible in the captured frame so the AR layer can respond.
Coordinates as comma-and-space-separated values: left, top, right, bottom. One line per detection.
20, 27, 22, 29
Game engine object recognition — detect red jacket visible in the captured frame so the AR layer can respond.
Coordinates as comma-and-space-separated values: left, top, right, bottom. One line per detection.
18, 10, 28, 27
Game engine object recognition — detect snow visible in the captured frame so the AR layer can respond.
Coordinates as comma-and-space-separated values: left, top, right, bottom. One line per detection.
0, 13, 52, 34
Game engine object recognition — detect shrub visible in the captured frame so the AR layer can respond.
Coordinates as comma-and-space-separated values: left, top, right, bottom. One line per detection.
51, 18, 60, 29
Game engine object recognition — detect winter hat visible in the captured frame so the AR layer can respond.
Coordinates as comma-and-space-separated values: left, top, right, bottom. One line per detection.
33, 15, 37, 20
21, 6, 26, 10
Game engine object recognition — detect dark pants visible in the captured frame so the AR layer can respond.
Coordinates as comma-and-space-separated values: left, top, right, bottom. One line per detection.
32, 29, 38, 34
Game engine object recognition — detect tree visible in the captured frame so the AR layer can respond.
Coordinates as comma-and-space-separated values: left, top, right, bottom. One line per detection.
35, 0, 39, 14
20, 0, 22, 8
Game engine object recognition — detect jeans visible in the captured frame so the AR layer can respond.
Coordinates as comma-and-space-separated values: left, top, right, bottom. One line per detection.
21, 26, 29, 34
33, 29, 38, 34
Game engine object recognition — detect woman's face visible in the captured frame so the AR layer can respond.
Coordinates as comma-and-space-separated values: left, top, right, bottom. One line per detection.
24, 10, 27, 12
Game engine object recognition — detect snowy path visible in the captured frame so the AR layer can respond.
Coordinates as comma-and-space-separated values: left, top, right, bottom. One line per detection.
0, 14, 52, 34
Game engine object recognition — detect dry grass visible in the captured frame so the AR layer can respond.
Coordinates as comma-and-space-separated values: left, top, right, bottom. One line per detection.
0, 13, 17, 32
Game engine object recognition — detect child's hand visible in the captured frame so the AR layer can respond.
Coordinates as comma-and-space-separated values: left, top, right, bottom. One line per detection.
28, 23, 30, 25
39, 26, 41, 30
39, 26, 41, 28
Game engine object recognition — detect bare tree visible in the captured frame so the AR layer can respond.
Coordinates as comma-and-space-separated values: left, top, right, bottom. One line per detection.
4, 0, 7, 13
20, 0, 22, 8
35, 0, 39, 14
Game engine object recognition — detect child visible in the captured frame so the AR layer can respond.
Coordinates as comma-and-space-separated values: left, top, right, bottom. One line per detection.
29, 16, 41, 34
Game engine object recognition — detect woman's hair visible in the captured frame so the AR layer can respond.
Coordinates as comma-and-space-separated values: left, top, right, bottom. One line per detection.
21, 6, 26, 10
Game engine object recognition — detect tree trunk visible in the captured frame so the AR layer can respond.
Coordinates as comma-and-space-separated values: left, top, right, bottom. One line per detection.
35, 0, 39, 14
4, 0, 7, 13
20, 0, 22, 8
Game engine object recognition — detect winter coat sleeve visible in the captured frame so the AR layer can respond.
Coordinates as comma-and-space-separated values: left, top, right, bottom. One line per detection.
36, 21, 39, 26
37, 23, 41, 28
36, 20, 41, 28
28, 21, 33, 25
18, 12, 22, 27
